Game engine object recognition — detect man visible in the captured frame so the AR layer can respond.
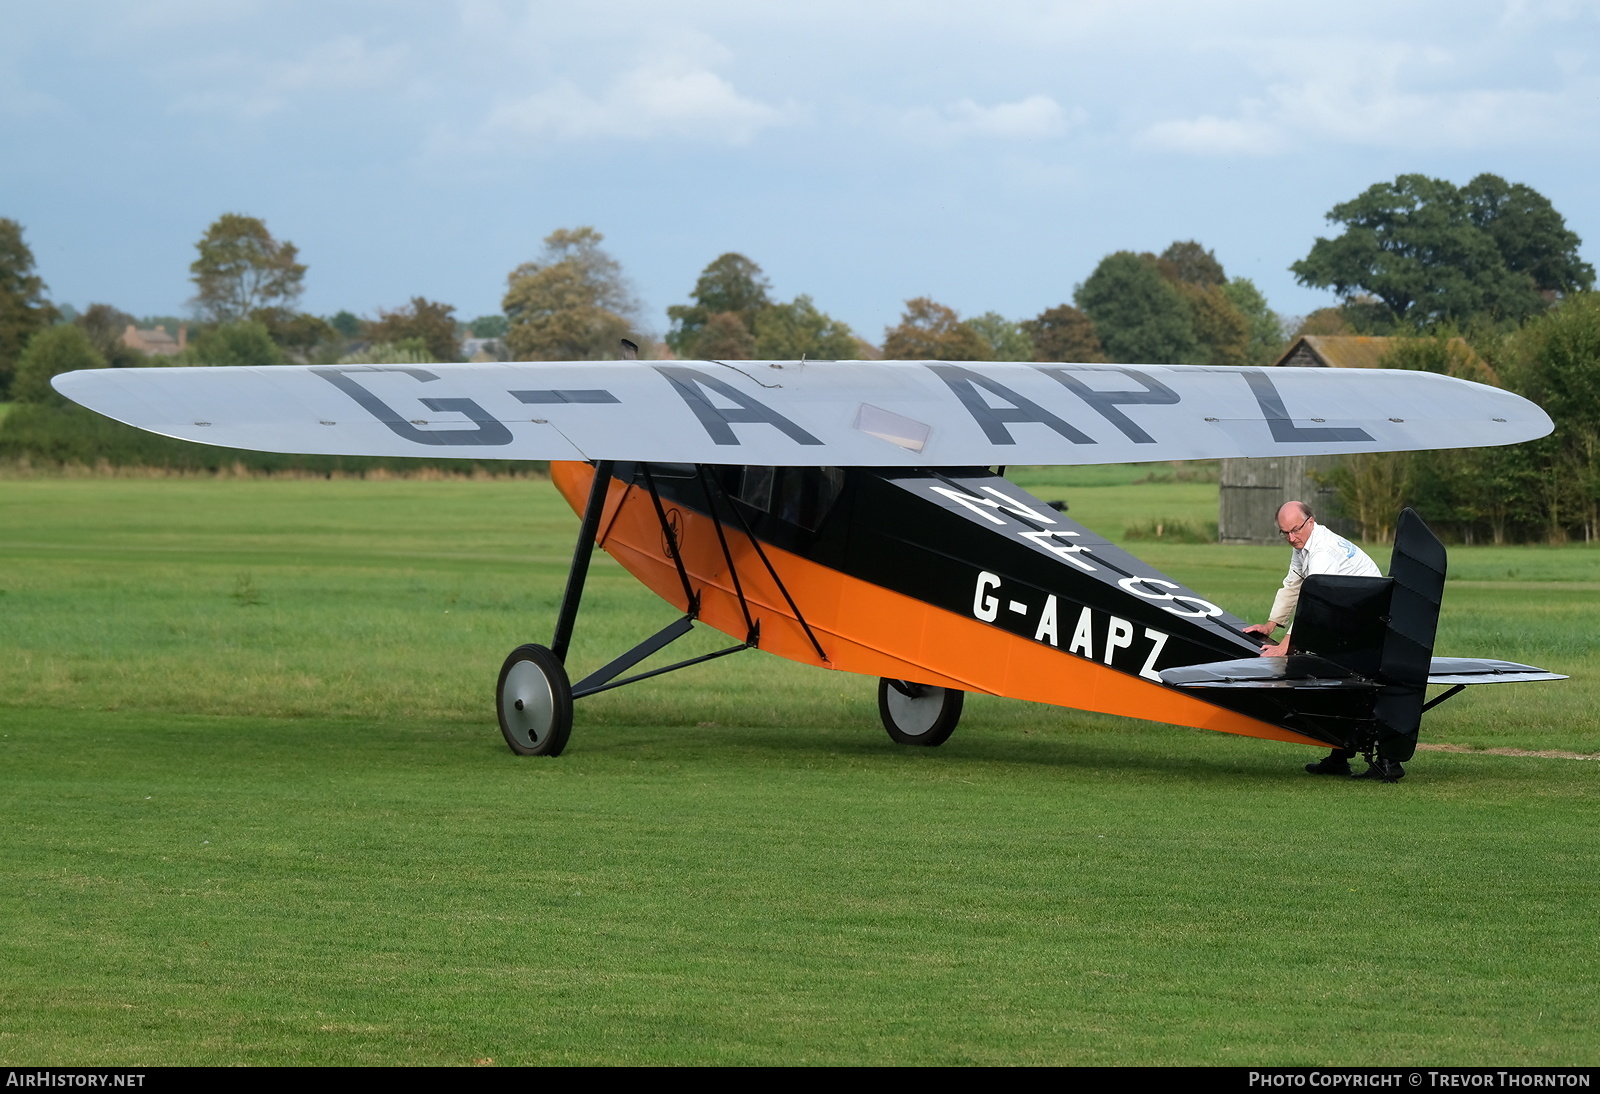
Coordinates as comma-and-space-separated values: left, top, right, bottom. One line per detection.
1242, 501, 1392, 779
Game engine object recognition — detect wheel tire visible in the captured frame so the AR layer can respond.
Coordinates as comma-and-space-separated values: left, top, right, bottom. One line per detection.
496, 644, 573, 757
878, 678, 963, 747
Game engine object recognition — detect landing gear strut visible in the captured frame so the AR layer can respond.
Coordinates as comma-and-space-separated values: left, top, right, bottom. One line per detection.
497, 460, 793, 756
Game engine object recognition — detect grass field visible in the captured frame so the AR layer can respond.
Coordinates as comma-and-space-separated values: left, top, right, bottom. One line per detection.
1, 469, 1596, 1065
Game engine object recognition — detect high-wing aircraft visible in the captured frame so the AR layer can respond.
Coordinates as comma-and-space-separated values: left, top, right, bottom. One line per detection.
55, 352, 1565, 775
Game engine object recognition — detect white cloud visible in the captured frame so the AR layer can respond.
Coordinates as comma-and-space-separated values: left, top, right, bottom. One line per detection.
167, 35, 407, 119
899, 94, 1080, 143
1141, 45, 1600, 156
1142, 113, 1282, 156
482, 59, 790, 145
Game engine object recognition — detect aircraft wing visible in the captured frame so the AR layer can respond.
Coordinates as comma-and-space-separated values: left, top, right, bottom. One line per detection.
52, 359, 1552, 466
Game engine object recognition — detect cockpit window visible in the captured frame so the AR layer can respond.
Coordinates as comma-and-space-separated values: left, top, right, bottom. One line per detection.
733, 466, 846, 531
736, 466, 774, 511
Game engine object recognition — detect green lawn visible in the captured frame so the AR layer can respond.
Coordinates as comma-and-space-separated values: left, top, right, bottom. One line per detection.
0, 472, 1594, 1065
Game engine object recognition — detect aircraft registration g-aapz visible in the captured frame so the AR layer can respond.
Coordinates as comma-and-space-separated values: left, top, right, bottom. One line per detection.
56, 350, 1566, 774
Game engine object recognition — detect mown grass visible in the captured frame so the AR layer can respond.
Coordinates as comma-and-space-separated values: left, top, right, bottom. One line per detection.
0, 470, 1595, 1065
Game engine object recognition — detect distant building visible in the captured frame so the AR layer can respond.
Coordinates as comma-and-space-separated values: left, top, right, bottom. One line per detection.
1274, 334, 1397, 370
1215, 337, 1415, 544
121, 323, 186, 357
462, 336, 504, 362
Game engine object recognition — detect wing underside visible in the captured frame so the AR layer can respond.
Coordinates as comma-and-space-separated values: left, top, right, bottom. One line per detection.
52, 359, 1552, 467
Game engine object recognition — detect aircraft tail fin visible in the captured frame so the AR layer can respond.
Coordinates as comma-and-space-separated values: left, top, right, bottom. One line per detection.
1371, 508, 1447, 760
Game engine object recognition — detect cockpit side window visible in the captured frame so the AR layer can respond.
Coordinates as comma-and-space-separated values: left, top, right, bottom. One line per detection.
730, 466, 846, 532
736, 466, 775, 511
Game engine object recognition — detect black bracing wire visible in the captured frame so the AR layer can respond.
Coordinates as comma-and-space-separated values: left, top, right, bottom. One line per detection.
709, 469, 829, 664
639, 463, 698, 614
694, 465, 757, 641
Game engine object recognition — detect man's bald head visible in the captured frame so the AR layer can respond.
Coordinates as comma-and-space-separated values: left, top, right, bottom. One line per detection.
1277, 500, 1312, 524
1277, 500, 1315, 548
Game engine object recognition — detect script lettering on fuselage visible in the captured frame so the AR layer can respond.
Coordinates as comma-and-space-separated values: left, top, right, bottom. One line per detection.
971, 570, 1171, 682
928, 482, 1102, 575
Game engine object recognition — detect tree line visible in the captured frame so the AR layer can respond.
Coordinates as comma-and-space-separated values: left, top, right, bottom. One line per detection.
0, 171, 1595, 542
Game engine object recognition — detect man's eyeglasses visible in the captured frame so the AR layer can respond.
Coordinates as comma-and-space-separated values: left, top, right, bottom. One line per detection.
1278, 515, 1311, 540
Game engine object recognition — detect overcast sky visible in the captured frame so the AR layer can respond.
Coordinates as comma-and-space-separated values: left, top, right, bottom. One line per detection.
4, 0, 1597, 342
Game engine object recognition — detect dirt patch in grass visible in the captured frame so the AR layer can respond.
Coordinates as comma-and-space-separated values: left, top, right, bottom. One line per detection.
1418, 742, 1600, 760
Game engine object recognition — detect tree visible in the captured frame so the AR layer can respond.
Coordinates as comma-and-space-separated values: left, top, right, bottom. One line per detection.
965, 312, 1035, 361
503, 227, 639, 361
1500, 292, 1600, 541
1291, 174, 1593, 330
329, 310, 364, 339
1172, 282, 1248, 366
1023, 304, 1105, 362
752, 295, 859, 360
0, 218, 59, 398
186, 321, 287, 368
12, 324, 104, 404
666, 253, 772, 357
366, 297, 462, 363
882, 297, 988, 360
468, 315, 509, 338
190, 214, 307, 323
1159, 240, 1226, 287
1292, 307, 1356, 337
1075, 252, 1197, 364
1327, 451, 1413, 543
1220, 278, 1287, 366
74, 303, 147, 369
1462, 175, 1595, 298
250, 307, 336, 361
694, 312, 757, 359
1380, 334, 1499, 386
339, 337, 436, 366
1148, 241, 1251, 366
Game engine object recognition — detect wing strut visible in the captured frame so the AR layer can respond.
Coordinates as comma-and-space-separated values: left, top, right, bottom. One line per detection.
551, 458, 615, 662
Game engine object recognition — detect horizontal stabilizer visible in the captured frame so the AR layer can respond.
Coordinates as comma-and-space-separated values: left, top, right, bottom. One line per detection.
52, 360, 1552, 467
1162, 655, 1366, 689
1424, 657, 1567, 685
1163, 655, 1565, 689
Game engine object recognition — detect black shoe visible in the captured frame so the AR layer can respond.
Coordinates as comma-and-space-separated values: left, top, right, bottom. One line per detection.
1305, 756, 1353, 775
1352, 758, 1405, 782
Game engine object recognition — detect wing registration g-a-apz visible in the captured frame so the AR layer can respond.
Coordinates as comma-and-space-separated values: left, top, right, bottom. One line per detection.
54, 356, 1564, 775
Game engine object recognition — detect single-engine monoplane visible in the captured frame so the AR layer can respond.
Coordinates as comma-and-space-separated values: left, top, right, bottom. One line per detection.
55, 349, 1565, 770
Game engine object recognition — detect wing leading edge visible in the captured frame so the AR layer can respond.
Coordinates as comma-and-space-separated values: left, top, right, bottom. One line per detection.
52, 359, 1552, 467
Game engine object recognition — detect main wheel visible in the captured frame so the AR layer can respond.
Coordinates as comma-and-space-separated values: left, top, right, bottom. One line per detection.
878, 678, 963, 747
496, 644, 573, 756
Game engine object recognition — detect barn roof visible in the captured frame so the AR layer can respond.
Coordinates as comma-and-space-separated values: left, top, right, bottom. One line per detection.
1273, 335, 1394, 369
